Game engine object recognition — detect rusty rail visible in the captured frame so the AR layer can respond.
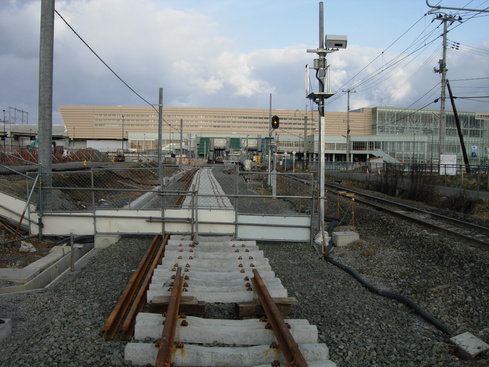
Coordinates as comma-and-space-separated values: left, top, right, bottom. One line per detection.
103, 234, 164, 339
155, 266, 184, 367
174, 168, 198, 207
120, 233, 170, 340
251, 268, 309, 367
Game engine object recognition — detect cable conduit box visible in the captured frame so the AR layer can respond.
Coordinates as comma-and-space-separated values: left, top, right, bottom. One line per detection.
332, 231, 359, 247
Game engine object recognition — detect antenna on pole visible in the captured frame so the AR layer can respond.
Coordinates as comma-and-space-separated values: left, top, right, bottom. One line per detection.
306, 2, 347, 253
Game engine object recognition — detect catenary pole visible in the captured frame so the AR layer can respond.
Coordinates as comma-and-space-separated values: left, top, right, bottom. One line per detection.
38, 0, 55, 211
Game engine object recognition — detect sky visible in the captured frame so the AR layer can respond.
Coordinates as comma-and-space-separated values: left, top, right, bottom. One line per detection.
1, 0, 488, 125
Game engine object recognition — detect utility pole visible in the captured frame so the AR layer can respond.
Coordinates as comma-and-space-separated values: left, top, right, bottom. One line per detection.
307, 2, 347, 243
38, 0, 55, 212
432, 15, 451, 156
425, 0, 489, 157
343, 89, 355, 164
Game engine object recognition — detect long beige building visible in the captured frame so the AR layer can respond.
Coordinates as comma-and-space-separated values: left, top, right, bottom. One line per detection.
59, 105, 488, 164
59, 105, 372, 139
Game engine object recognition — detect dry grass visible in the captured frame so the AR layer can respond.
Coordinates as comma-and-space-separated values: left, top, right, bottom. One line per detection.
474, 201, 489, 220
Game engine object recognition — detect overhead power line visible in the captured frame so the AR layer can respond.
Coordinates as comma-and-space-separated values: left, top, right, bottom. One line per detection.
55, 9, 183, 133
54, 9, 157, 113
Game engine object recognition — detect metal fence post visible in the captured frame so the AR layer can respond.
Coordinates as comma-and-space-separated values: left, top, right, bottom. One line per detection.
91, 167, 97, 235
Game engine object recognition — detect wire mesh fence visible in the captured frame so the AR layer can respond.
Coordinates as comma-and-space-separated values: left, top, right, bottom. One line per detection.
0, 145, 107, 165
236, 171, 314, 215
0, 163, 317, 220
325, 161, 489, 193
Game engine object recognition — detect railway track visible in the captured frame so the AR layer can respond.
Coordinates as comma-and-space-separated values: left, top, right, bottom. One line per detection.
105, 168, 335, 366
182, 167, 233, 209
277, 173, 489, 248
324, 182, 489, 249
124, 235, 334, 366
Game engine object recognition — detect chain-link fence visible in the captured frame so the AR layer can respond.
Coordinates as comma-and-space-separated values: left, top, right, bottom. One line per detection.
324, 161, 489, 194
0, 145, 107, 165
39, 166, 163, 211
0, 163, 319, 241
235, 171, 314, 216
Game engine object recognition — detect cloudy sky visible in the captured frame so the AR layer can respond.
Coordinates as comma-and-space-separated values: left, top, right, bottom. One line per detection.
1, 0, 488, 125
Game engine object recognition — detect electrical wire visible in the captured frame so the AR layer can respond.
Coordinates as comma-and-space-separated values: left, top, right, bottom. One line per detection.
55, 9, 182, 133
325, 2, 487, 111
54, 9, 157, 113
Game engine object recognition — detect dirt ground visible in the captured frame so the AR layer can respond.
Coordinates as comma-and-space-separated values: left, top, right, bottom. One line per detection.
1, 167, 488, 269
0, 167, 159, 269
0, 231, 57, 269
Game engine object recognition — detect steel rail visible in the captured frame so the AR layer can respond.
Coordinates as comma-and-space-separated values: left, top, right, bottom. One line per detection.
327, 183, 489, 249
155, 266, 184, 367
174, 168, 198, 207
251, 269, 308, 367
327, 183, 489, 234
120, 234, 169, 340
103, 234, 162, 339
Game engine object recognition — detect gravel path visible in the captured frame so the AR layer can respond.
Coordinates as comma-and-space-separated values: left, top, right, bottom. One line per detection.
0, 170, 488, 366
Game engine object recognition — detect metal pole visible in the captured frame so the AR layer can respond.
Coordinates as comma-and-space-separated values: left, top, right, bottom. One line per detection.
439, 17, 448, 156
268, 93, 272, 185
303, 111, 308, 170
318, 1, 326, 238
38, 0, 55, 211
343, 89, 355, 165
3, 109, 5, 149
121, 114, 124, 150
158, 88, 163, 185
179, 118, 183, 165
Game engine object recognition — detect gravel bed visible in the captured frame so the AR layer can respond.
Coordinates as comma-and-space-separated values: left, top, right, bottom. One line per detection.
0, 236, 152, 367
0, 170, 488, 366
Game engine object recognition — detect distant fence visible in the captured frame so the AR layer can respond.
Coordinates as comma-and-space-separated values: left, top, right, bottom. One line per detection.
323, 161, 489, 193
0, 146, 107, 165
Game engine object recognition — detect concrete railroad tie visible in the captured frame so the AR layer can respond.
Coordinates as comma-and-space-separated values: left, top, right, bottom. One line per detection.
147, 240, 287, 303
181, 168, 234, 209
126, 236, 337, 366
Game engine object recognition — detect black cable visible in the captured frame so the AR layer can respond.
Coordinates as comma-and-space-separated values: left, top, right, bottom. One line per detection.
324, 250, 455, 336
55, 10, 156, 112
55, 9, 181, 133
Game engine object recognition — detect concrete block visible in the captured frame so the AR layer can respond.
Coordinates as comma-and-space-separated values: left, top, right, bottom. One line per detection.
332, 231, 359, 247
0, 318, 12, 344
125, 343, 331, 367
133, 314, 318, 344
450, 332, 489, 359
94, 234, 120, 248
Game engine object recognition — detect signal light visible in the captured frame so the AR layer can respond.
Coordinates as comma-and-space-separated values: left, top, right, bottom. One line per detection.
271, 115, 279, 129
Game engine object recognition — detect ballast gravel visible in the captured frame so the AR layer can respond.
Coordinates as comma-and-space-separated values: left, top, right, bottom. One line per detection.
1, 205, 489, 365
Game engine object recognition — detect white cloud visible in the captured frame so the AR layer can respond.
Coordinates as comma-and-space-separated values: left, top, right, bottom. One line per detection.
1, 0, 487, 126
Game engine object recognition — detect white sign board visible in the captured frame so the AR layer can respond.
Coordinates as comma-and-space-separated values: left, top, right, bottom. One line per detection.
440, 154, 457, 176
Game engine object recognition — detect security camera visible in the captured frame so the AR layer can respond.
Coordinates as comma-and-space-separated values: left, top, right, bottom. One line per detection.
325, 35, 347, 49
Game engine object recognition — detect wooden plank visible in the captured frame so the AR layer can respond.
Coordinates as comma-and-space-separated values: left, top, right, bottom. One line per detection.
149, 295, 206, 316
236, 297, 298, 318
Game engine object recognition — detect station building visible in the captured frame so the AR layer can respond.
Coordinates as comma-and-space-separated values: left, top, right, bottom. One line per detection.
51, 105, 489, 165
